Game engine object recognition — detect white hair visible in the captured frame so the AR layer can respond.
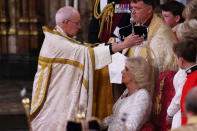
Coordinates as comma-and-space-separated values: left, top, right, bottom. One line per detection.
176, 19, 197, 40
55, 6, 78, 25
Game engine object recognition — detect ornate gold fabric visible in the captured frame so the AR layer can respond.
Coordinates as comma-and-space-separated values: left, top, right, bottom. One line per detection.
92, 66, 114, 120
154, 78, 165, 115
128, 14, 178, 97
148, 14, 178, 73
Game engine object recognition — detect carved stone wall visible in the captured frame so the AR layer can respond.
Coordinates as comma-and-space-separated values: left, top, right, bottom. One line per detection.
0, 0, 191, 55
0, 0, 9, 54
0, 0, 100, 56
0, 0, 42, 79
0, 0, 43, 55
40, 0, 92, 42
0, 0, 93, 79
78, 0, 94, 42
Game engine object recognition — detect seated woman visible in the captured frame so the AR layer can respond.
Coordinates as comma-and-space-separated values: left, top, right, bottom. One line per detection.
102, 57, 152, 131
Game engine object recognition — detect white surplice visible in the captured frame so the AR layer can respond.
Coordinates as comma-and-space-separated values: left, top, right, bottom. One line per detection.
167, 68, 187, 129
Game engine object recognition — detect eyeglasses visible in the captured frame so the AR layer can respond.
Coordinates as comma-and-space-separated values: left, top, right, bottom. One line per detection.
129, 6, 143, 12
129, 5, 149, 12
63, 19, 81, 26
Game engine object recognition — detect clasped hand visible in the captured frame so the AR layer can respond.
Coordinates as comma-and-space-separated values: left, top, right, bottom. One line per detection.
123, 34, 144, 48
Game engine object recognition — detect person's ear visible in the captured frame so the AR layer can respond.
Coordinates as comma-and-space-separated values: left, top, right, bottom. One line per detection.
62, 20, 69, 25
147, 6, 153, 14
175, 15, 180, 23
178, 57, 185, 69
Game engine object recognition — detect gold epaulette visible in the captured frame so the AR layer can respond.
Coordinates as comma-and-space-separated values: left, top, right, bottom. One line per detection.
42, 26, 83, 45
94, 0, 115, 38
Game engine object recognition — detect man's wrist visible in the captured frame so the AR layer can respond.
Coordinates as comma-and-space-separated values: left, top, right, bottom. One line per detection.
105, 43, 114, 55
120, 41, 127, 50
109, 44, 114, 55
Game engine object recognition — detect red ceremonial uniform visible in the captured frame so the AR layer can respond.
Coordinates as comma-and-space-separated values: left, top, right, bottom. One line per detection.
180, 64, 197, 125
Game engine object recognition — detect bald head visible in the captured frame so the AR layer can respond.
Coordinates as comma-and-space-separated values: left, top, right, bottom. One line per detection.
55, 6, 81, 37
55, 6, 79, 25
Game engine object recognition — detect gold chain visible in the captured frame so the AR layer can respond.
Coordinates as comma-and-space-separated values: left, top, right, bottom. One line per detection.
94, 0, 114, 39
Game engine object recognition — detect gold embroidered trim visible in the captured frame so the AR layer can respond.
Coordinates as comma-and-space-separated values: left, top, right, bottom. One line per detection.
30, 56, 90, 120
154, 78, 165, 115
42, 26, 96, 80
88, 47, 95, 71
30, 63, 52, 120
128, 47, 135, 57
146, 47, 154, 93
42, 26, 83, 45
82, 78, 89, 91
31, 64, 46, 107
85, 43, 100, 48
43, 26, 100, 49
38, 56, 88, 90
148, 14, 163, 41
39, 56, 84, 71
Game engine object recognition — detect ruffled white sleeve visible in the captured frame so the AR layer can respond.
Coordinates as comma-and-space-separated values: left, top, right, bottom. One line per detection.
102, 115, 114, 127
93, 44, 112, 70
126, 89, 152, 131
167, 69, 186, 117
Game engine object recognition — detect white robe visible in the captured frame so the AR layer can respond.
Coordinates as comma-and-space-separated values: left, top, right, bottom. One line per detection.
167, 68, 187, 129
103, 89, 152, 131
30, 26, 112, 131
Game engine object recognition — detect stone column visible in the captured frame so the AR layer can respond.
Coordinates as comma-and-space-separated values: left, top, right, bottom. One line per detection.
29, 0, 40, 55
17, 0, 30, 54
0, 0, 9, 54
49, 0, 60, 26
74, 0, 78, 9
78, 0, 91, 42
65, 0, 69, 6
8, 0, 17, 54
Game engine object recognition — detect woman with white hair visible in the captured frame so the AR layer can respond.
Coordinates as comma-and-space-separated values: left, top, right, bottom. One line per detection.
102, 57, 152, 131
176, 19, 197, 41
182, 0, 197, 21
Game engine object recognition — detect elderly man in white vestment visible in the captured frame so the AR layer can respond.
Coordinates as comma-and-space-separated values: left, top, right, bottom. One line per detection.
29, 6, 143, 131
